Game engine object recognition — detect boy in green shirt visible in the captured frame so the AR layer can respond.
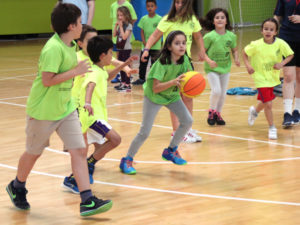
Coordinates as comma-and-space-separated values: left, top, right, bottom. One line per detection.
132, 0, 162, 85
6, 3, 112, 217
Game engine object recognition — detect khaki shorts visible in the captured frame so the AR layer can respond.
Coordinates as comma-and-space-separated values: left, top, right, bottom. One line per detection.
26, 111, 86, 155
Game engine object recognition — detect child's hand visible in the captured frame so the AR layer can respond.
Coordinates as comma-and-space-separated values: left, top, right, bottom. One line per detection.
288, 15, 300, 24
208, 60, 218, 68
75, 59, 92, 76
84, 103, 93, 116
246, 66, 255, 74
273, 62, 283, 70
235, 59, 241, 67
141, 50, 149, 62
117, 20, 123, 27
125, 55, 139, 64
126, 68, 139, 77
174, 74, 185, 88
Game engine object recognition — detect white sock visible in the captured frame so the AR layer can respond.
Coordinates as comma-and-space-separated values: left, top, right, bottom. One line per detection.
294, 98, 300, 112
283, 99, 293, 114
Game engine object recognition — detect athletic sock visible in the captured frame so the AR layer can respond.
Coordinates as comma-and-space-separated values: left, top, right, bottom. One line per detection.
87, 155, 98, 166
13, 176, 26, 189
283, 99, 293, 114
80, 189, 93, 203
294, 98, 300, 111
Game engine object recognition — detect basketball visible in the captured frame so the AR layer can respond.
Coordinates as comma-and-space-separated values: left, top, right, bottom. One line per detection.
180, 71, 206, 98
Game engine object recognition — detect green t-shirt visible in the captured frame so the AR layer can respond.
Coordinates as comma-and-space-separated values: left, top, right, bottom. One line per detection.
110, 1, 137, 44
157, 15, 201, 57
143, 54, 192, 105
26, 33, 77, 120
244, 38, 294, 88
78, 64, 108, 133
138, 14, 162, 50
204, 30, 237, 74
72, 50, 92, 107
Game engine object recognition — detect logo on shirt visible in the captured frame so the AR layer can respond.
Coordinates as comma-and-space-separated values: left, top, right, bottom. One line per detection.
190, 22, 195, 30
226, 41, 232, 47
153, 23, 158, 28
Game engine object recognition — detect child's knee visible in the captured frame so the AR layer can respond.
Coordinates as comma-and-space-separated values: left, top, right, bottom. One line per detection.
111, 134, 121, 148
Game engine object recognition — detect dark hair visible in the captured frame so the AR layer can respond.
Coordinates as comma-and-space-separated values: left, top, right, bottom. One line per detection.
51, 3, 81, 35
87, 36, 113, 64
200, 8, 232, 31
117, 6, 133, 24
146, 0, 157, 5
167, 0, 195, 23
261, 18, 279, 31
78, 24, 97, 41
158, 30, 187, 65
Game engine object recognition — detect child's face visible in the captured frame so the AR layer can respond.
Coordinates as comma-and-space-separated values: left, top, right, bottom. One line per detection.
213, 11, 227, 29
78, 32, 97, 55
146, 2, 157, 15
168, 34, 186, 58
73, 17, 83, 39
175, 0, 185, 12
261, 21, 277, 43
101, 48, 113, 66
117, 11, 125, 22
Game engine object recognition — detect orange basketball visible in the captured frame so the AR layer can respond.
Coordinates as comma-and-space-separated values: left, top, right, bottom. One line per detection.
180, 71, 206, 98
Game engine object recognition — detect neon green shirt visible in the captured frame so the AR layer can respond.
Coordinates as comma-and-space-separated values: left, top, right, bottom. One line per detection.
204, 30, 237, 74
157, 15, 201, 57
26, 33, 77, 120
78, 64, 108, 133
110, 1, 137, 44
72, 50, 92, 107
143, 55, 192, 105
138, 14, 162, 50
244, 38, 294, 88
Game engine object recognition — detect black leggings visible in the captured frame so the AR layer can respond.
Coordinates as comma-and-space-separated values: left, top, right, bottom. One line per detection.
118, 49, 132, 84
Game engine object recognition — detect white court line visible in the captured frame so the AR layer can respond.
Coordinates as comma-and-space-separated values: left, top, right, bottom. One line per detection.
0, 67, 36, 72
0, 163, 299, 206
107, 101, 143, 107
0, 100, 299, 149
0, 96, 28, 101
0, 73, 35, 81
45, 147, 300, 165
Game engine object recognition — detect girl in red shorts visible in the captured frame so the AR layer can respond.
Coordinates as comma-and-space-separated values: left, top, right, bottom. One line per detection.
242, 18, 294, 139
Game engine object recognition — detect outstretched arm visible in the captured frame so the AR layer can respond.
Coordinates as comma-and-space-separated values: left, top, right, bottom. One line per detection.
87, 0, 95, 25
42, 59, 91, 87
108, 55, 138, 80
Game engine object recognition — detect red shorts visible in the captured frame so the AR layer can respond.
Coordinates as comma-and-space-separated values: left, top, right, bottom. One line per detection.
257, 87, 275, 103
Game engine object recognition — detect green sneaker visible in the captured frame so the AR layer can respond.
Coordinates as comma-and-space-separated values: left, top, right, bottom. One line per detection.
80, 196, 112, 217
6, 180, 30, 210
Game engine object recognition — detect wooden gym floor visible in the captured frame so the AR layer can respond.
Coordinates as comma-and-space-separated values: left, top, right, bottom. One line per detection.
0, 27, 299, 225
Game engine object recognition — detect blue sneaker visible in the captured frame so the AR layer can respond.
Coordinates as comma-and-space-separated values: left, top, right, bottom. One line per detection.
292, 110, 300, 125
88, 163, 95, 184
111, 74, 120, 83
119, 156, 136, 175
282, 112, 294, 128
162, 147, 187, 165
62, 176, 79, 194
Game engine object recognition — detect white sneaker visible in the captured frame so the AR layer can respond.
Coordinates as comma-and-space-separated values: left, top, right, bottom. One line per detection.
248, 106, 257, 126
171, 132, 197, 143
268, 127, 277, 140
189, 129, 202, 142
182, 133, 197, 143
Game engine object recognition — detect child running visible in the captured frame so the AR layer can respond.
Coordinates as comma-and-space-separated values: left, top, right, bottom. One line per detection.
5, 3, 112, 217
200, 8, 240, 125
113, 6, 134, 92
141, 0, 206, 143
243, 18, 294, 139
119, 31, 194, 175
63, 26, 137, 193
